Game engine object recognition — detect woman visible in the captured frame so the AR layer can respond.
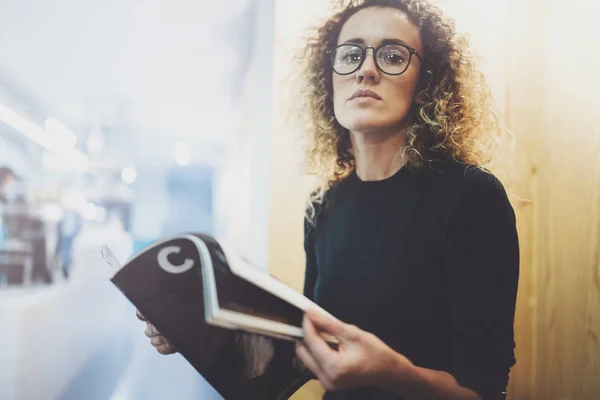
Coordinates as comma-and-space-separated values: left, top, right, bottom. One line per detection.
140, 0, 519, 399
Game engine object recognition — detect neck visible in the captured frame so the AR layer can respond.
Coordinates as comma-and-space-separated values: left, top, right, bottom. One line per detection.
350, 128, 407, 182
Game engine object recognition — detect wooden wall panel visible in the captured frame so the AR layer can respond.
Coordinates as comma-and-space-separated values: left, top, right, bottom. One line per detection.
534, 1, 600, 398
504, 0, 545, 397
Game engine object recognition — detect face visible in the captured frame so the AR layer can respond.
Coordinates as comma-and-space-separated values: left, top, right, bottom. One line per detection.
1, 174, 14, 190
332, 7, 423, 136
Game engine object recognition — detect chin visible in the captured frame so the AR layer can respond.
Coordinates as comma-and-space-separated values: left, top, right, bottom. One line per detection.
340, 116, 395, 134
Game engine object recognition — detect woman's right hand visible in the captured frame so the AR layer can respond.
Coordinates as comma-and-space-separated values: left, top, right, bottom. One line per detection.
136, 310, 176, 355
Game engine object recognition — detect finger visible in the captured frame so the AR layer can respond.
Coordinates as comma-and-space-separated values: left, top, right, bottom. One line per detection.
295, 341, 324, 379
306, 306, 348, 338
136, 310, 146, 321
150, 335, 169, 347
145, 322, 161, 338
302, 313, 336, 366
156, 342, 176, 355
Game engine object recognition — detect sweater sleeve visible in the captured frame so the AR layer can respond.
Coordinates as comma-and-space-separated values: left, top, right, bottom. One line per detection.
442, 173, 519, 400
303, 215, 319, 301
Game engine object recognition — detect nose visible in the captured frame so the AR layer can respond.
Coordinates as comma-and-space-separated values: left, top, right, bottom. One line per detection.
356, 47, 380, 84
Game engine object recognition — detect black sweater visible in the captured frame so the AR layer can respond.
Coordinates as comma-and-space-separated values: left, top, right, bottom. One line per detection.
231, 161, 519, 400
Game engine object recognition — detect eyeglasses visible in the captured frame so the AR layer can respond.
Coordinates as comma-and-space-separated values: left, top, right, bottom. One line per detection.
327, 43, 422, 76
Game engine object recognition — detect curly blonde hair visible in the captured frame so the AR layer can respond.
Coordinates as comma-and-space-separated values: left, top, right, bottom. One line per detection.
300, 0, 513, 222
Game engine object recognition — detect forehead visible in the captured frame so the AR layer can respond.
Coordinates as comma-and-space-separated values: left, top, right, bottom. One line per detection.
337, 7, 422, 51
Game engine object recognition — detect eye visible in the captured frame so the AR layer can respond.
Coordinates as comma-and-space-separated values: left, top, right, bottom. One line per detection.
379, 51, 406, 65
341, 50, 362, 63
377, 44, 411, 66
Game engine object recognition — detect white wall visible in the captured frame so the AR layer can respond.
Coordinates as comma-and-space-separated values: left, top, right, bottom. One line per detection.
218, 0, 275, 270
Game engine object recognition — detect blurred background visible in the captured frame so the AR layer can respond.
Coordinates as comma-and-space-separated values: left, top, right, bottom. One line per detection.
0, 0, 271, 399
0, 0, 598, 399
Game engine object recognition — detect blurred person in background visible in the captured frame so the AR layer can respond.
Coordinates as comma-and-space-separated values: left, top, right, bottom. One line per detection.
137, 0, 519, 399
0, 166, 16, 244
56, 201, 83, 279
0, 166, 17, 204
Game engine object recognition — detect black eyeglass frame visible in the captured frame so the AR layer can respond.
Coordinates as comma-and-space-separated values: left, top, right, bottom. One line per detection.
327, 43, 423, 76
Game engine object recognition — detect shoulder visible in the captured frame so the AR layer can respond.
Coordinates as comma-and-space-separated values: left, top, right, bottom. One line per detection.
417, 160, 515, 224
424, 160, 509, 200
425, 161, 516, 227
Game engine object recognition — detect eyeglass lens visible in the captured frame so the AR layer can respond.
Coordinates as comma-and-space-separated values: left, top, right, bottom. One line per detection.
331, 44, 412, 75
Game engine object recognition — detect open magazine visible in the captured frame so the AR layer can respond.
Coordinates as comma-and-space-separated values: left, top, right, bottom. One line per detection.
100, 233, 336, 397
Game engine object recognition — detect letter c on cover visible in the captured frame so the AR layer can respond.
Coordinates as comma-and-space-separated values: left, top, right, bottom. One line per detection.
157, 245, 195, 274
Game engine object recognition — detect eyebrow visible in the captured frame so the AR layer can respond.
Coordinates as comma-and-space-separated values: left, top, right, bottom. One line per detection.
343, 37, 414, 48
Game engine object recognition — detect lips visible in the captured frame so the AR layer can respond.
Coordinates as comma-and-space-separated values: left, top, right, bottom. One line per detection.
349, 89, 382, 101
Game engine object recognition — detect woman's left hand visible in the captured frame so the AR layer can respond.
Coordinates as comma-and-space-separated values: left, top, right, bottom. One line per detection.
295, 307, 414, 392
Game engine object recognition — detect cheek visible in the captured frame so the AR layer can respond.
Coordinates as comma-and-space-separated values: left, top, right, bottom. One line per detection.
332, 75, 346, 99
393, 80, 417, 108
392, 68, 420, 99
388, 75, 420, 116
332, 75, 351, 117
